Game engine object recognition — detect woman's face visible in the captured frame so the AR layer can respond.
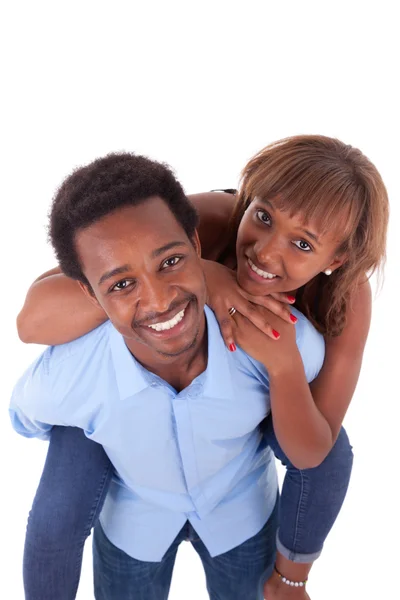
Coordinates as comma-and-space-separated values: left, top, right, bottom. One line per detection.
236, 196, 346, 296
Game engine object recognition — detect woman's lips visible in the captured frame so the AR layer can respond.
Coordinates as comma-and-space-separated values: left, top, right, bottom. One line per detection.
244, 257, 280, 284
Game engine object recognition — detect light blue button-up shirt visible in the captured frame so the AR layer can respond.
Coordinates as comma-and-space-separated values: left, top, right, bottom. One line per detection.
10, 306, 324, 561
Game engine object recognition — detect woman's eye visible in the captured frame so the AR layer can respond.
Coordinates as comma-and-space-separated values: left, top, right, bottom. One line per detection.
256, 209, 272, 225
162, 256, 182, 269
111, 279, 134, 292
293, 240, 312, 252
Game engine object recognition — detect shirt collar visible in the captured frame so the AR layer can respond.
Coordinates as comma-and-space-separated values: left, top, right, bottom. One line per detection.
109, 323, 153, 400
108, 306, 234, 401
199, 306, 235, 400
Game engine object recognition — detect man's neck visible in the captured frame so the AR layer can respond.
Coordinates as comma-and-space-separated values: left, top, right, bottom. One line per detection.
125, 318, 208, 392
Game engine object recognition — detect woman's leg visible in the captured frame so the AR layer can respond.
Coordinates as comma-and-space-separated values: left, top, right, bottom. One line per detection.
23, 426, 113, 600
263, 417, 353, 597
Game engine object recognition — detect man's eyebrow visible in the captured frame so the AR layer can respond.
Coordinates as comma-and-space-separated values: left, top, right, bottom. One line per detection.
151, 241, 187, 258
98, 265, 131, 286
97, 242, 187, 286
256, 197, 321, 245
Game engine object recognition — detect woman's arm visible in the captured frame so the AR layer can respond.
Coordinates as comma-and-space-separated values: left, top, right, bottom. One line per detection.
189, 191, 236, 260
309, 279, 372, 439
232, 280, 372, 468
272, 281, 371, 465
17, 267, 107, 344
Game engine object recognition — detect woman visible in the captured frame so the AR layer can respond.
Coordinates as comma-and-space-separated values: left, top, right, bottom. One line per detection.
18, 135, 388, 599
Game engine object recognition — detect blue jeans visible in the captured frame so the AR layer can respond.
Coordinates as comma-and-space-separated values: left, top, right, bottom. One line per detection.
263, 418, 353, 562
93, 501, 278, 600
23, 426, 113, 600
23, 420, 353, 599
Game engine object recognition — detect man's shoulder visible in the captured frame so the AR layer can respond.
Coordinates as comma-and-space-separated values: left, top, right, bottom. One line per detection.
42, 321, 113, 373
12, 321, 115, 412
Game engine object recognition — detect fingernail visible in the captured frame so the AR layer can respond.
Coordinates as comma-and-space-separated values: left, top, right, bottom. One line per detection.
289, 314, 298, 323
287, 295, 296, 303
229, 343, 237, 352
272, 329, 280, 339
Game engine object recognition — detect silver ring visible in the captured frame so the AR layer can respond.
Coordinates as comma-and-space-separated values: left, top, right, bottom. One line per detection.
228, 307, 236, 316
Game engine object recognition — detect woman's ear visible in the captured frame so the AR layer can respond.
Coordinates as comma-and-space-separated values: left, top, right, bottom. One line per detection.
324, 253, 348, 275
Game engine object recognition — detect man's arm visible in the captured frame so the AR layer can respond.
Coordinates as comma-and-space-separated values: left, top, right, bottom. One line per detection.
9, 348, 65, 439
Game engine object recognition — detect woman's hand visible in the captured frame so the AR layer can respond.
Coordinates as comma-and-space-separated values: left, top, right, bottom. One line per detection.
231, 309, 300, 376
202, 259, 297, 350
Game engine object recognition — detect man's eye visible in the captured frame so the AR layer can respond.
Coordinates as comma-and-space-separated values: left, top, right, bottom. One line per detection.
162, 256, 182, 269
293, 240, 312, 252
256, 209, 272, 225
111, 280, 134, 292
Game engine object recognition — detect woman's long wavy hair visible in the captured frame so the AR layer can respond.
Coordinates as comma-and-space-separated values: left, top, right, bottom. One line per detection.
228, 135, 389, 336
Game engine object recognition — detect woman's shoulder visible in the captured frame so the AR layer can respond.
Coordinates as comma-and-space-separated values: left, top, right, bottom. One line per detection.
188, 190, 237, 260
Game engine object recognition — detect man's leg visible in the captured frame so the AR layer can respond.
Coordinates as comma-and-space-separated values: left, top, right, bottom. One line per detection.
23, 426, 113, 600
191, 497, 279, 600
93, 522, 184, 600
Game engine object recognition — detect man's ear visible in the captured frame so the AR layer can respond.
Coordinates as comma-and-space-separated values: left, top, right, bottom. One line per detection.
77, 281, 102, 309
191, 230, 202, 258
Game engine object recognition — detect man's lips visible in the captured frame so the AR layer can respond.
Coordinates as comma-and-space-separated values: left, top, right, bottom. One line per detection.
135, 300, 190, 329
146, 307, 186, 332
135, 300, 194, 339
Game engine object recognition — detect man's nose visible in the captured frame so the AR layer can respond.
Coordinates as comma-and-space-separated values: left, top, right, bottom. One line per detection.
139, 277, 179, 316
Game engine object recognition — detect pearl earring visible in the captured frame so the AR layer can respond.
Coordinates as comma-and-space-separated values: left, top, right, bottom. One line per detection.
324, 269, 332, 276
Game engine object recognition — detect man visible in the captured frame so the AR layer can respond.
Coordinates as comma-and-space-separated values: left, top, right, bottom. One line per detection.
10, 153, 324, 599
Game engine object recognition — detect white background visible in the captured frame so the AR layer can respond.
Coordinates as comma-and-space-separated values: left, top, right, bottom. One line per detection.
1, 1, 399, 598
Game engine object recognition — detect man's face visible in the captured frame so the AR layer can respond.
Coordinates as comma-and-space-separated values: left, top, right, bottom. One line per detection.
75, 197, 207, 361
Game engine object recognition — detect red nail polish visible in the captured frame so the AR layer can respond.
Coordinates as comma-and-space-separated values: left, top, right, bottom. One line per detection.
287, 295, 296, 303
290, 314, 298, 324
272, 329, 280, 339
229, 343, 237, 352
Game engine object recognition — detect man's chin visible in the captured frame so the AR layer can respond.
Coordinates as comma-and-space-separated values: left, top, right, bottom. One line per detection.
154, 332, 199, 359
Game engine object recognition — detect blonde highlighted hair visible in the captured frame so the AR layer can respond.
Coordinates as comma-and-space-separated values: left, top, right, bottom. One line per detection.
230, 135, 389, 336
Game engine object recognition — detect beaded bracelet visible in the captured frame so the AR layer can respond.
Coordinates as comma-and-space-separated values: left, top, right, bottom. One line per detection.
274, 566, 308, 588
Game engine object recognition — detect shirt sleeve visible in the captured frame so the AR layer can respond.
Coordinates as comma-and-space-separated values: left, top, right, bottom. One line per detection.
295, 311, 325, 383
9, 347, 63, 440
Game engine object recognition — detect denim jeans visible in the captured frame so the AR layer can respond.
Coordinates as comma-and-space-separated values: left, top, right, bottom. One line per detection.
23, 419, 353, 599
23, 426, 113, 600
93, 500, 278, 600
263, 418, 353, 562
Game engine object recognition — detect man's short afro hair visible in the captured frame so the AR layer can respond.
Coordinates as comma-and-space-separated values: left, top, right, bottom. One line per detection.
49, 152, 199, 284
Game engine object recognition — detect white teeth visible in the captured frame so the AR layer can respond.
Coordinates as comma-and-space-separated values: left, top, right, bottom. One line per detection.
248, 258, 277, 280
147, 308, 186, 332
